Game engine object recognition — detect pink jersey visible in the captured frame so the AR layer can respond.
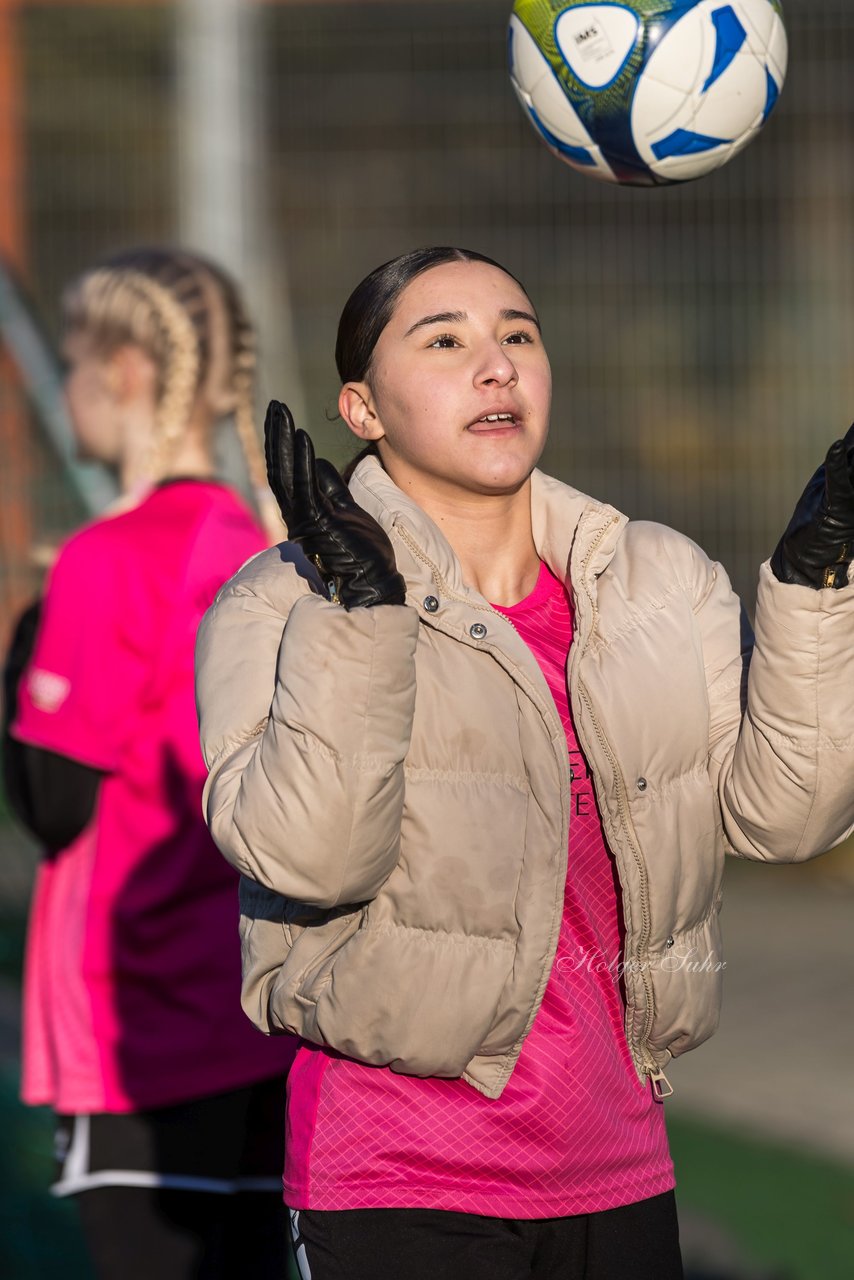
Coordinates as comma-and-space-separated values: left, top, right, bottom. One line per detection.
14, 480, 296, 1114
284, 562, 672, 1217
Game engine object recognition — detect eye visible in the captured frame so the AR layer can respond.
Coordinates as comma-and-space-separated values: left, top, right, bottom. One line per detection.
502, 330, 535, 345
427, 334, 461, 349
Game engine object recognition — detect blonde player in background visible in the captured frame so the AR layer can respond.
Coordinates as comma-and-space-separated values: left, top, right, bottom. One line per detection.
3, 248, 294, 1280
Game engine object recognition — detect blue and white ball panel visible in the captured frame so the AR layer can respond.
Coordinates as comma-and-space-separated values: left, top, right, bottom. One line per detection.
552, 4, 640, 90
633, 0, 788, 181
737, 0, 788, 85
508, 14, 617, 182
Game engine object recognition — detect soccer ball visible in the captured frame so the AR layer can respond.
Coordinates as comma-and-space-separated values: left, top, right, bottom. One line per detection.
507, 0, 788, 185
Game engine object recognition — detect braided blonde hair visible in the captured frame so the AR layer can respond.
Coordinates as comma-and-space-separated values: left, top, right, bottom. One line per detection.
62, 248, 283, 539
196, 259, 284, 541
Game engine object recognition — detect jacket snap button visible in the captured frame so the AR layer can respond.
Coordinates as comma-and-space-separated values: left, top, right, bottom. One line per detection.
665, 935, 675, 949
423, 595, 439, 613
469, 622, 488, 640
636, 777, 648, 792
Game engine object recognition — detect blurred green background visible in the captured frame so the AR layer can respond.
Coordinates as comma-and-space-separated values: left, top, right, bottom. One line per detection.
0, 3, 852, 1277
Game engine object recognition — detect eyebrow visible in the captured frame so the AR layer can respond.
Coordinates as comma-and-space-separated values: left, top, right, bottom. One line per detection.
502, 308, 541, 331
403, 307, 541, 338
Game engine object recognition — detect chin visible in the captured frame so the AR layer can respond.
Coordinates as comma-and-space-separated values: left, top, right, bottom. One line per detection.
75, 436, 116, 465
464, 439, 545, 493
470, 465, 535, 497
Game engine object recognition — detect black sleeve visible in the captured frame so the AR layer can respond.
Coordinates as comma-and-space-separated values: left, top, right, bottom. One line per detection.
3, 601, 102, 852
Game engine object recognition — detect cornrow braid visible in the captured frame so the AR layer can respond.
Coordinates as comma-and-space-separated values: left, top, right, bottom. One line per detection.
64, 247, 282, 541
202, 264, 283, 542
129, 272, 202, 486
64, 263, 202, 491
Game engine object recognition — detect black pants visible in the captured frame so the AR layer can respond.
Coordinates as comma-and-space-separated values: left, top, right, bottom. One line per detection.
289, 1191, 683, 1280
77, 1184, 289, 1280
59, 1079, 290, 1280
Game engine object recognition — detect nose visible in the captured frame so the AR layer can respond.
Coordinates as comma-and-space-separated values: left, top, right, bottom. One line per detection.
474, 341, 518, 389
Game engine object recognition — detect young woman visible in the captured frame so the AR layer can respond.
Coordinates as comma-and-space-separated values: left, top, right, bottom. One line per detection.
195, 246, 854, 1280
3, 248, 295, 1279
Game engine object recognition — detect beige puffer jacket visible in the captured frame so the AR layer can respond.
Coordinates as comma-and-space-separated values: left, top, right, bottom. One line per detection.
195, 458, 854, 1099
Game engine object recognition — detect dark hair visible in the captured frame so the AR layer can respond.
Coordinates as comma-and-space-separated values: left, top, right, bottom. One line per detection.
337, 247, 534, 482
335, 246, 532, 383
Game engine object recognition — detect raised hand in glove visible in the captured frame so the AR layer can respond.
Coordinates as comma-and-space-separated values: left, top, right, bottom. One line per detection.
264, 399, 407, 610
771, 423, 854, 590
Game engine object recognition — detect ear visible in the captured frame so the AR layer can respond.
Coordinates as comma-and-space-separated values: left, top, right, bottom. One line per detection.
109, 344, 159, 407
339, 381, 384, 442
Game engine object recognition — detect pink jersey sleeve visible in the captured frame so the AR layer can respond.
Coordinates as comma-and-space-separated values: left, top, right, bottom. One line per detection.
13, 524, 145, 772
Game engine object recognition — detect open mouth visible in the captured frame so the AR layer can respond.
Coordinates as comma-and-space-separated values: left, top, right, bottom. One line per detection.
469, 412, 518, 428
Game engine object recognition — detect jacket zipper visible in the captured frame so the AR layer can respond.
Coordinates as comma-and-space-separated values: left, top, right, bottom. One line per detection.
397, 522, 561, 680
576, 680, 657, 1074
396, 524, 495, 616
570, 515, 662, 1086
650, 1070, 674, 1100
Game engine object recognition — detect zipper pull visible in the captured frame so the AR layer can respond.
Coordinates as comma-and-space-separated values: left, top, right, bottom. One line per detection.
650, 1069, 674, 1101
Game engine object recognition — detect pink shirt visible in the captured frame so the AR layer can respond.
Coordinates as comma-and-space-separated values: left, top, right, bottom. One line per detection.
284, 563, 672, 1216
14, 480, 296, 1114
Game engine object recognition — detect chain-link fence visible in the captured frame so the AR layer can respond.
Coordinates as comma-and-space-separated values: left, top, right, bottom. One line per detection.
3, 1, 853, 617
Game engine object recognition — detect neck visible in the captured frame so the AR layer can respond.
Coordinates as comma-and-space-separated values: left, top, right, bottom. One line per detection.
157, 435, 217, 485
118, 406, 216, 497
402, 476, 541, 606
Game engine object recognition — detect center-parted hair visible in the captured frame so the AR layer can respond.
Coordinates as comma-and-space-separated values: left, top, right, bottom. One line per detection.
62, 246, 281, 538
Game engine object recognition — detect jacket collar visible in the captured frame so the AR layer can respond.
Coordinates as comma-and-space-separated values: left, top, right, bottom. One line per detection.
348, 456, 628, 602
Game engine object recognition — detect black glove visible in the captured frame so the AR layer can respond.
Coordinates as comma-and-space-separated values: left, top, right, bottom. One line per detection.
771, 424, 854, 589
264, 400, 407, 610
